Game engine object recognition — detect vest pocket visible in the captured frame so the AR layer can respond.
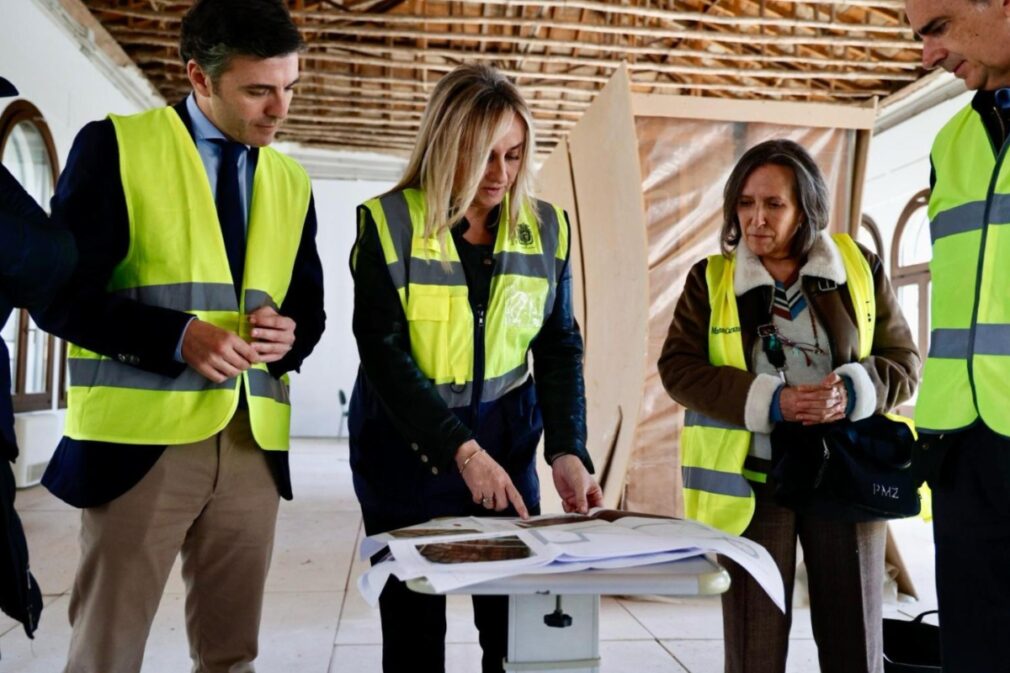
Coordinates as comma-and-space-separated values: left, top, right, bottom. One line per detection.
407, 292, 450, 322
406, 291, 452, 382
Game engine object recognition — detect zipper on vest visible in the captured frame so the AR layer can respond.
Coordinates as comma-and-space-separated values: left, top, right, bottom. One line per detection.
470, 303, 487, 430
965, 135, 1010, 409
993, 105, 1008, 154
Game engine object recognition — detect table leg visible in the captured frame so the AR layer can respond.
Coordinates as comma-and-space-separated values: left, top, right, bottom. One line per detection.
504, 594, 601, 672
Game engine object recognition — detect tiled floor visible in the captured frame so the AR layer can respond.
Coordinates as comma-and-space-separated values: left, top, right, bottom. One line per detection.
0, 438, 938, 672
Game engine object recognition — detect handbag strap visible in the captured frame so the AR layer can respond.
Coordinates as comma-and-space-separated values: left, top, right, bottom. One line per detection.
832, 233, 875, 360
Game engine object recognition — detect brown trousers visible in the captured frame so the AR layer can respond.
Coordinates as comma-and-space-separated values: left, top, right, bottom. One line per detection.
722, 491, 885, 673
63, 411, 281, 673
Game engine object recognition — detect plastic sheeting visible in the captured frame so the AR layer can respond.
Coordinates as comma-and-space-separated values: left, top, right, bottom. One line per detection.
625, 118, 856, 515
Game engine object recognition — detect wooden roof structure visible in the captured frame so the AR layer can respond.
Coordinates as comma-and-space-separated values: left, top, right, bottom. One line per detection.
82, 0, 924, 155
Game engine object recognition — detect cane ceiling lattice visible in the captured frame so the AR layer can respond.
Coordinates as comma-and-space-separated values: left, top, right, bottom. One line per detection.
83, 0, 923, 155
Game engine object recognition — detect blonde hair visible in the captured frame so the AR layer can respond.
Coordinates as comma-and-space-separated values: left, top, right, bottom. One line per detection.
392, 63, 539, 245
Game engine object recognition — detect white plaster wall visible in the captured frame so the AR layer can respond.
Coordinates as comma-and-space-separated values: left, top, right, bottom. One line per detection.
862, 91, 975, 270
289, 178, 395, 437
0, 0, 155, 165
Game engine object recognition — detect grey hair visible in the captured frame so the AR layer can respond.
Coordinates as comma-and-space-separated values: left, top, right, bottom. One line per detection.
194, 43, 235, 82
720, 138, 830, 258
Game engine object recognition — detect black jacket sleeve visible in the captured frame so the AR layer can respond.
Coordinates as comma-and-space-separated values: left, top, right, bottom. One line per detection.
34, 120, 193, 378
529, 212, 593, 473
350, 206, 473, 469
268, 194, 326, 378
0, 166, 77, 311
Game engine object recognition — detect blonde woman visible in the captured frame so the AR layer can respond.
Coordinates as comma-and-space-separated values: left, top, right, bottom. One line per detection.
348, 64, 602, 673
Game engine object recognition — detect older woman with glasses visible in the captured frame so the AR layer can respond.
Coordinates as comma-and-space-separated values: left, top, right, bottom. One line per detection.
658, 139, 919, 673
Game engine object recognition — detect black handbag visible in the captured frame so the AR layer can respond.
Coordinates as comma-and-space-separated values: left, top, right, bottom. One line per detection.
769, 414, 921, 522
883, 610, 942, 672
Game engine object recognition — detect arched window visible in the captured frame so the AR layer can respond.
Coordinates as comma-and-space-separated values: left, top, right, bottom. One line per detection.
891, 189, 932, 357
858, 214, 885, 264
0, 100, 60, 413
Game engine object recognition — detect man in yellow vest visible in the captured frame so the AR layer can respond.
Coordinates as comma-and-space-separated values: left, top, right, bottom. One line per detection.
903, 1, 1010, 670
35, 1, 325, 671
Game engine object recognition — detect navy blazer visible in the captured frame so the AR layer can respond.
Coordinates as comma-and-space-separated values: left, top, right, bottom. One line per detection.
37, 100, 326, 506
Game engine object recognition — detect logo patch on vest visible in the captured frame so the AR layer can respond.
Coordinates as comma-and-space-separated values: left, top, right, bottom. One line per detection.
711, 326, 742, 335
517, 223, 535, 247
504, 291, 541, 329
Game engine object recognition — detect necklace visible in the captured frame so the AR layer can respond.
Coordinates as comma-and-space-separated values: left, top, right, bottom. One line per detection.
775, 310, 825, 368
768, 276, 825, 369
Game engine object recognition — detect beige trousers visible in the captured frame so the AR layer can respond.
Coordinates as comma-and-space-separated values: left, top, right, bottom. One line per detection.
63, 411, 281, 673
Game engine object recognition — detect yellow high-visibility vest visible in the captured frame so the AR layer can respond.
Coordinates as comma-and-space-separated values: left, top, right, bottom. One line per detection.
358, 188, 568, 407
682, 233, 874, 534
915, 103, 1010, 436
65, 106, 311, 450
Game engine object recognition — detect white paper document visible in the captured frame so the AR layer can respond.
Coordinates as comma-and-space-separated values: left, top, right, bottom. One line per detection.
357, 510, 784, 611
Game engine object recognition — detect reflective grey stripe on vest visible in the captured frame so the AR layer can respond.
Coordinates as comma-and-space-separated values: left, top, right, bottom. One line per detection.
995, 194, 1010, 223
244, 289, 278, 311
682, 466, 752, 498
931, 195, 1010, 243
431, 365, 530, 408
495, 251, 553, 279
410, 259, 466, 287
928, 329, 970, 358
931, 201, 987, 244
683, 409, 745, 431
433, 380, 472, 408
535, 200, 560, 322
113, 282, 237, 312
483, 365, 529, 403
247, 368, 290, 405
68, 358, 233, 392
976, 324, 1010, 355
379, 191, 414, 291
929, 326, 1010, 358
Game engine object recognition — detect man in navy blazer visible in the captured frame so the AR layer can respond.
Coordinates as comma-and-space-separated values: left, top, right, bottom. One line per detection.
35, 1, 326, 670
0, 75, 77, 639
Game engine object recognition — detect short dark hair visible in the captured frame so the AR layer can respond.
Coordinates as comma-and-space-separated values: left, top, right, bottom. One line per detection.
180, 0, 305, 81
720, 138, 830, 258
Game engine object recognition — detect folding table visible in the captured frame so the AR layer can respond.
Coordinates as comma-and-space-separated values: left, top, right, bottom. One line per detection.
408, 555, 729, 672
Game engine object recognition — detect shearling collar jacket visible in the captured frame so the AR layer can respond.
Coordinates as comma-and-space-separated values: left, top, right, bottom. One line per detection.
658, 232, 921, 435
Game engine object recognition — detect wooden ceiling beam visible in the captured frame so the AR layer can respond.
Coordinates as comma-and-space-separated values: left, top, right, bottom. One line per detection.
147, 71, 603, 106
288, 100, 585, 121
333, 16, 915, 49
321, 23, 915, 51
94, 3, 910, 34
129, 47, 915, 82
282, 122, 568, 136
142, 61, 889, 100
408, 0, 911, 30
107, 28, 920, 69
286, 111, 576, 127
312, 42, 919, 75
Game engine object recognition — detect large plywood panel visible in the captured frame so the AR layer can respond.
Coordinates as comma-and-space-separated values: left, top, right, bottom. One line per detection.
565, 65, 649, 507
538, 138, 585, 328
536, 139, 582, 513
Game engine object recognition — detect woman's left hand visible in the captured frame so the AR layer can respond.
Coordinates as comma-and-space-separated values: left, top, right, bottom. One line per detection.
551, 455, 604, 514
802, 372, 848, 425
